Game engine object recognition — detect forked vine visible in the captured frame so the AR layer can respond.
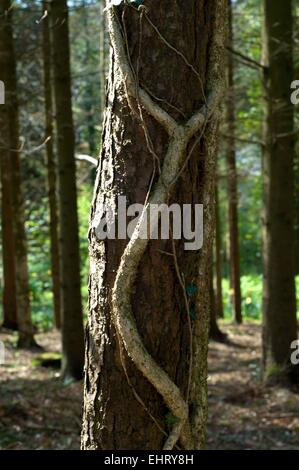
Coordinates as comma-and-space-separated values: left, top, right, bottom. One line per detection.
106, 2, 225, 449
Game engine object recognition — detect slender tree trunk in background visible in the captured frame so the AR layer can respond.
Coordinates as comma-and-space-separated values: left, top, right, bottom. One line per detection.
0, 145, 18, 330
82, 7, 96, 155
99, 0, 106, 118
51, 0, 84, 379
82, 1, 226, 450
0, 3, 18, 330
215, 179, 224, 318
210, 265, 226, 342
0, 0, 36, 347
226, 0, 242, 324
262, 0, 297, 378
295, 156, 299, 274
295, 25, 299, 275
42, 1, 61, 330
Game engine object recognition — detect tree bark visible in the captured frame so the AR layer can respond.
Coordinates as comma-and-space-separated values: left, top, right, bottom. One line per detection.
42, 0, 61, 330
226, 0, 242, 324
82, 1, 226, 450
0, 2, 18, 330
51, 0, 84, 379
0, 0, 36, 347
262, 0, 298, 377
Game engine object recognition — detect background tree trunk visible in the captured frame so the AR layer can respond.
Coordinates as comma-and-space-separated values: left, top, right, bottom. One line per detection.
82, 1, 226, 450
226, 0, 242, 324
262, 0, 297, 377
215, 177, 224, 318
42, 0, 61, 330
0, 1, 18, 330
1, 0, 35, 347
99, 0, 106, 121
210, 264, 226, 342
51, 0, 84, 379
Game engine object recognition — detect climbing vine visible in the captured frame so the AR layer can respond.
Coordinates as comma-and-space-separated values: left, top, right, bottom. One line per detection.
106, 1, 226, 449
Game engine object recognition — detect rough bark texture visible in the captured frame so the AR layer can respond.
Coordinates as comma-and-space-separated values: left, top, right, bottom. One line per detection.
42, 0, 61, 330
0, 0, 35, 347
82, 0, 226, 450
226, 0, 242, 324
0, 0, 18, 330
51, 0, 84, 378
262, 0, 298, 376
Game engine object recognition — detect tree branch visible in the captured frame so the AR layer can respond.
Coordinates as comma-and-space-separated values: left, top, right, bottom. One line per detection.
227, 46, 265, 70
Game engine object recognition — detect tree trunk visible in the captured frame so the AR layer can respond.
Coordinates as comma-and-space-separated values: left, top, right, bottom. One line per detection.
0, 0, 36, 347
51, 0, 84, 379
210, 265, 226, 342
42, 0, 61, 330
0, 141, 18, 331
295, 155, 299, 274
215, 177, 224, 318
99, 0, 106, 119
82, 1, 226, 450
262, 0, 297, 378
226, 0, 242, 324
0, 2, 18, 330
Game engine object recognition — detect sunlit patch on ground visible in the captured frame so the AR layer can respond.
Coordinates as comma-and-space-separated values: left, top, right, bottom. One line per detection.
0, 324, 299, 449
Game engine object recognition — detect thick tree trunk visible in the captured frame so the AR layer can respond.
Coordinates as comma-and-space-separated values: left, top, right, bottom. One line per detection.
51, 0, 84, 379
0, 0, 35, 347
42, 1, 61, 330
215, 178, 224, 318
262, 0, 298, 378
82, 1, 226, 450
0, 3, 18, 330
226, 0, 242, 324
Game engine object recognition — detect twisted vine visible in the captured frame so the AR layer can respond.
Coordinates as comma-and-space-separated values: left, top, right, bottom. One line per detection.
107, 3, 224, 449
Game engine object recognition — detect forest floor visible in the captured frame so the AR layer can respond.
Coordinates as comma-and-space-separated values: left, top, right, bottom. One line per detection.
0, 323, 299, 450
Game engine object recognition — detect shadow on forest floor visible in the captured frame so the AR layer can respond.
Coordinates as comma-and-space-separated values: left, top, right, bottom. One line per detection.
207, 324, 299, 449
0, 324, 299, 449
0, 330, 82, 449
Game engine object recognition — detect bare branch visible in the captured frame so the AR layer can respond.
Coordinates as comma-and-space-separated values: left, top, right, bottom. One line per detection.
227, 46, 265, 70
75, 153, 98, 166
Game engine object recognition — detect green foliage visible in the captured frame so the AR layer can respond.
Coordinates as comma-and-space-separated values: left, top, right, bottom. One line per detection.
32, 352, 62, 369
222, 275, 299, 321
78, 184, 93, 320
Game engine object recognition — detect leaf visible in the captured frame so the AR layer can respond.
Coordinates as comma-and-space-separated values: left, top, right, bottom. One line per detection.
165, 412, 180, 425
186, 284, 198, 296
